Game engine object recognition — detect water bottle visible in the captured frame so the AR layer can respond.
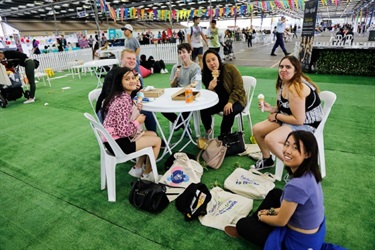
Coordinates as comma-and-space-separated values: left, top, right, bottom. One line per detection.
194, 73, 202, 90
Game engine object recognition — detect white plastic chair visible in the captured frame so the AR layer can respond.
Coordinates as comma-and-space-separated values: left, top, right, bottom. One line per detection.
344, 34, 353, 46
88, 88, 102, 121
212, 76, 256, 136
84, 113, 160, 202
274, 91, 337, 181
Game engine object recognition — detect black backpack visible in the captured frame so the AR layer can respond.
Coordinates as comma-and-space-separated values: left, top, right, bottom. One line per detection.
175, 183, 212, 221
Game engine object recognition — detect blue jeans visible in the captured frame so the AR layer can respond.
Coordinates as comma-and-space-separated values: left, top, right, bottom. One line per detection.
141, 110, 157, 133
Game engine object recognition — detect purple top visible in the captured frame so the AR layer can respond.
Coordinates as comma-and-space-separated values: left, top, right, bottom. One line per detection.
282, 172, 324, 230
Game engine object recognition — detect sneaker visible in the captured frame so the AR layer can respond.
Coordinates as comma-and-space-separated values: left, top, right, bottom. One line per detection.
270, 53, 277, 56
128, 166, 143, 178
141, 172, 162, 183
160, 69, 166, 74
224, 226, 241, 238
285, 52, 291, 56
164, 68, 168, 73
252, 157, 274, 170
23, 98, 35, 104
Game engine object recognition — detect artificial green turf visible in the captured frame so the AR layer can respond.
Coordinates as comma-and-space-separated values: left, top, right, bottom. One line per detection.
0, 66, 374, 249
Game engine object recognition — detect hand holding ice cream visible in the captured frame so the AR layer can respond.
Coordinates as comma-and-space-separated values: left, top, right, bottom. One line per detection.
212, 70, 220, 80
258, 94, 265, 112
137, 92, 144, 104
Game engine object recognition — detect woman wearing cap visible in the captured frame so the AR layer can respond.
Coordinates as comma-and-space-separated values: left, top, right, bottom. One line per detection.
0, 50, 36, 104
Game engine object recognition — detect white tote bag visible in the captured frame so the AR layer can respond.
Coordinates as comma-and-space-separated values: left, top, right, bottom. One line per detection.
198, 187, 253, 231
224, 168, 275, 200
160, 152, 203, 202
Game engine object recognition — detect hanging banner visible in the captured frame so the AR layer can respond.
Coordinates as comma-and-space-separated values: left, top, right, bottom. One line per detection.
300, 0, 318, 72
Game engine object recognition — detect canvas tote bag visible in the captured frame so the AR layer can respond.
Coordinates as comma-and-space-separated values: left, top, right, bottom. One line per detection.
224, 168, 275, 200
160, 152, 203, 202
198, 187, 253, 231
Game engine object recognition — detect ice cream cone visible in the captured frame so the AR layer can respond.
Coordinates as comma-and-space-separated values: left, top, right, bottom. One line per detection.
258, 94, 265, 112
212, 70, 220, 80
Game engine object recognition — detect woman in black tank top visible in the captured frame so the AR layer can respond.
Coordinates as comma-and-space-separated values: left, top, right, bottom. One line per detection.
251, 55, 323, 170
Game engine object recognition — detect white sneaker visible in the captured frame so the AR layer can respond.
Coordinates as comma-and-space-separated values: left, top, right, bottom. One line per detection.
164, 68, 168, 73
23, 98, 35, 104
160, 69, 165, 74
141, 172, 162, 183
128, 166, 143, 178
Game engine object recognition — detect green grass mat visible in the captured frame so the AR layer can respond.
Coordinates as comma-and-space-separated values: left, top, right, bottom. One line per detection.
0, 67, 374, 249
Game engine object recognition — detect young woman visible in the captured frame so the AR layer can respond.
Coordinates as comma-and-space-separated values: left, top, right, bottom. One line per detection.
252, 55, 323, 170
200, 49, 246, 138
225, 131, 327, 249
102, 67, 161, 181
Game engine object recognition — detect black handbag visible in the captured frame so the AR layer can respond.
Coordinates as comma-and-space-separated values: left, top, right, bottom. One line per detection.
218, 115, 246, 156
129, 179, 183, 213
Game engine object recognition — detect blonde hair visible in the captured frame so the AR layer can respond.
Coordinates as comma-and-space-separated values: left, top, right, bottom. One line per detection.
120, 49, 136, 58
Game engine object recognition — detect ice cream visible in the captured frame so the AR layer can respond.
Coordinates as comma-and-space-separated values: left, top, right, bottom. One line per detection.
212, 70, 220, 79
176, 65, 182, 71
137, 92, 144, 103
258, 94, 265, 112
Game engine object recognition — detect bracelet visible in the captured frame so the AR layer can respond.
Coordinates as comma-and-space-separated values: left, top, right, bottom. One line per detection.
275, 113, 279, 122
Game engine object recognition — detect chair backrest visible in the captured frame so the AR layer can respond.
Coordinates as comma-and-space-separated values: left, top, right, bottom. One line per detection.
335, 34, 342, 40
88, 88, 102, 115
84, 112, 126, 158
241, 76, 257, 115
315, 91, 337, 137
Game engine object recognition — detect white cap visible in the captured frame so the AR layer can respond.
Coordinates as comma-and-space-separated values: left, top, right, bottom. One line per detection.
121, 24, 133, 32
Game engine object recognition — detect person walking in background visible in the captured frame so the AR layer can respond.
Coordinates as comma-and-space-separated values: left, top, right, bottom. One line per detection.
101, 67, 161, 182
122, 24, 142, 77
292, 24, 298, 38
200, 49, 246, 138
61, 35, 67, 49
206, 20, 225, 54
0, 50, 37, 104
187, 16, 209, 68
247, 26, 256, 47
271, 16, 290, 56
225, 131, 343, 250
252, 55, 322, 170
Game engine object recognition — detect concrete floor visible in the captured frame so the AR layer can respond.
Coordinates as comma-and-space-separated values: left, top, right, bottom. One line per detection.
227, 31, 370, 68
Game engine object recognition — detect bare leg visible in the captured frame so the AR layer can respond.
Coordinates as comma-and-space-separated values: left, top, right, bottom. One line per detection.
264, 125, 293, 160
135, 131, 161, 174
252, 120, 280, 158
198, 54, 203, 69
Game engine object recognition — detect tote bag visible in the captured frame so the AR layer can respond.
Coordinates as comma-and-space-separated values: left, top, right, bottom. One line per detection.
198, 187, 253, 231
160, 152, 203, 202
224, 168, 275, 200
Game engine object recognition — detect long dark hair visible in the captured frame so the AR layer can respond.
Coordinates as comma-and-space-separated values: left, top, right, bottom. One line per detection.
101, 67, 133, 119
276, 55, 319, 97
201, 49, 223, 89
285, 131, 322, 183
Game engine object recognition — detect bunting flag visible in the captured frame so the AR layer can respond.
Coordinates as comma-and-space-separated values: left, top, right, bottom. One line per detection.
99, 0, 105, 12
106, 3, 116, 22
120, 7, 124, 22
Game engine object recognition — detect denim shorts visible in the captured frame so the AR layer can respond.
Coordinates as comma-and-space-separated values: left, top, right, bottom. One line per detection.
283, 123, 315, 133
